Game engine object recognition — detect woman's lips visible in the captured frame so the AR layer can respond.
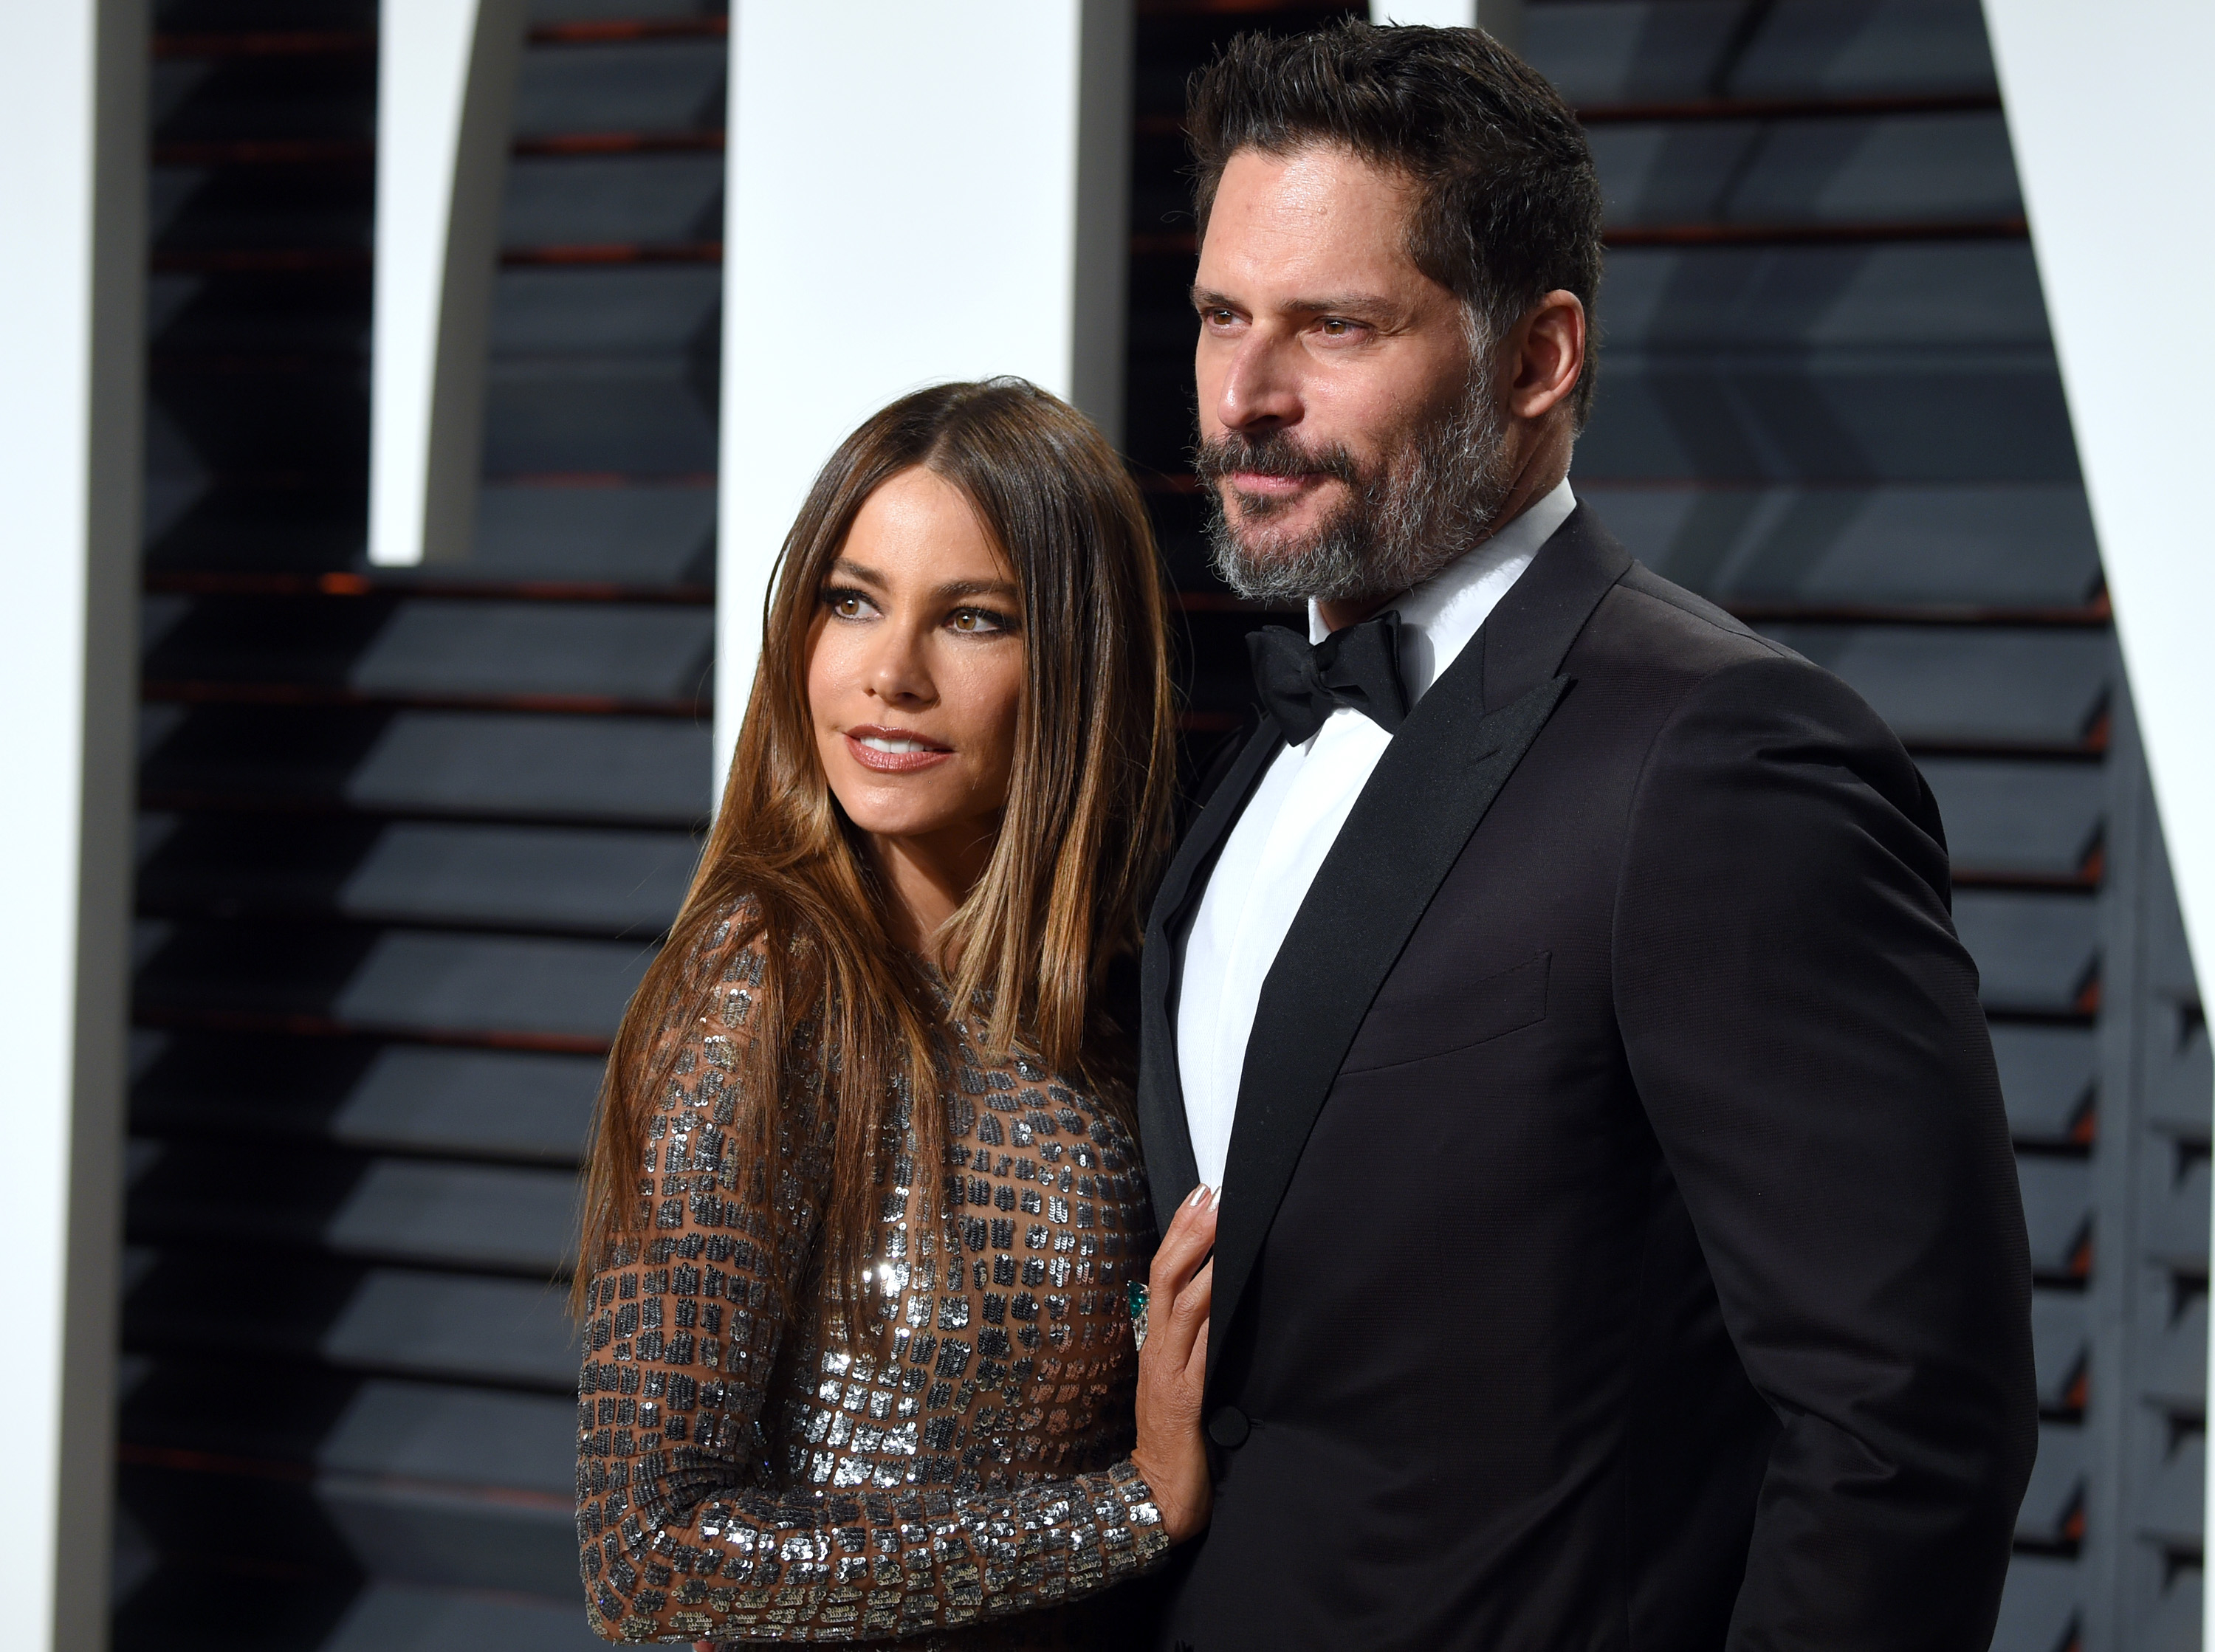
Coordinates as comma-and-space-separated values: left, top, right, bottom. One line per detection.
843, 726, 954, 774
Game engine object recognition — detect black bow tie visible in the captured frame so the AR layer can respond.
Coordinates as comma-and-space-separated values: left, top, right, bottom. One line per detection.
1246, 610, 1412, 746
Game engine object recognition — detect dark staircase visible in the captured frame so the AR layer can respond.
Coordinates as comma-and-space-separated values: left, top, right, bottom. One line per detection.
120, 1, 725, 1646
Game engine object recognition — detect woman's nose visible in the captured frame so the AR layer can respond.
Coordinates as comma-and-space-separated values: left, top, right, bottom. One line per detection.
865, 625, 935, 706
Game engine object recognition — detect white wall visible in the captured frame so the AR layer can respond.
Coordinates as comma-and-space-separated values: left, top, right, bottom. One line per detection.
1979, 2, 2215, 997
715, 0, 1133, 779
1371, 0, 1523, 50
0, 1, 145, 1645
368, 0, 525, 566
1978, 0, 2215, 1634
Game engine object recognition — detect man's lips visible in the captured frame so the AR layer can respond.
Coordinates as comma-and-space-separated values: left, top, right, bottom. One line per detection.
1225, 469, 1332, 498
842, 725, 954, 774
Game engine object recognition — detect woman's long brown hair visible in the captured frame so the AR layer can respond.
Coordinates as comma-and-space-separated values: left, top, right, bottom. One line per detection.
574, 379, 1176, 1333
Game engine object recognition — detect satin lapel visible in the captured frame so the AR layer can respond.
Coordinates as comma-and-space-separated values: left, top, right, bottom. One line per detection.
1485, 503, 1633, 709
1134, 716, 1287, 1230
1205, 503, 1635, 1386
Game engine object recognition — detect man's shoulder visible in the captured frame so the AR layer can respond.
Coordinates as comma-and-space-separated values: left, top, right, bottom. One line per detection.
1557, 551, 1905, 765
1582, 560, 1793, 676
1565, 554, 1926, 820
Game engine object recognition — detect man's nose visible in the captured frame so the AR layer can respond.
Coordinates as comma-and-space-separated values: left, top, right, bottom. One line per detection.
1216, 333, 1302, 432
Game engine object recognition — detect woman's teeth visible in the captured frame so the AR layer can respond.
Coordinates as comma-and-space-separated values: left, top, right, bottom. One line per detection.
859, 734, 937, 754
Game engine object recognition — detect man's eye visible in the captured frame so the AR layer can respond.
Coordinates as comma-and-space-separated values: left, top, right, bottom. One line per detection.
1320, 318, 1354, 337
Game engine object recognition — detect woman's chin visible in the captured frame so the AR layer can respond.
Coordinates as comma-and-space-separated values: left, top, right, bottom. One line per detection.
838, 798, 968, 845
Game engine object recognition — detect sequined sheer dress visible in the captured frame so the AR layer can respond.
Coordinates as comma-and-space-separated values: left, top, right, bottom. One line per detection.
577, 912, 1170, 1646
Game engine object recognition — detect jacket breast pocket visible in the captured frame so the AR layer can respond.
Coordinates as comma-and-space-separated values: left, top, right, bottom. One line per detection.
1339, 951, 1550, 1075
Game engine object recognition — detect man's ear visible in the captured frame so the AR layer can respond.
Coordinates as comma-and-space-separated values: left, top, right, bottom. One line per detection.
1503, 291, 1586, 423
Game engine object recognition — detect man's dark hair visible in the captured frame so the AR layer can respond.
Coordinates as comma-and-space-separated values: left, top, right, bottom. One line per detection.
1187, 19, 1604, 426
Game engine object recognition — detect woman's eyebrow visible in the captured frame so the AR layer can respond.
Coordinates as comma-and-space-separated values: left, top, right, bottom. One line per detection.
828, 557, 887, 587
935, 578, 1020, 602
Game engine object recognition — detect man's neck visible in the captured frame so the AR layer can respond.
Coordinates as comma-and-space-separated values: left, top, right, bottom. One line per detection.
1313, 436, 1572, 636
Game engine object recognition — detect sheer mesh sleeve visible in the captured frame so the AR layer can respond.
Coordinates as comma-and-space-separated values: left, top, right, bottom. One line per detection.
576, 921, 1170, 1644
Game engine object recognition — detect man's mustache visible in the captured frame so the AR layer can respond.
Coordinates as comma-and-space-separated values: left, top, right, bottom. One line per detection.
1193, 430, 1364, 489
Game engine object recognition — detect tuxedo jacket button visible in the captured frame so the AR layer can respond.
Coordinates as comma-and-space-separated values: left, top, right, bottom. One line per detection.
1206, 1406, 1250, 1448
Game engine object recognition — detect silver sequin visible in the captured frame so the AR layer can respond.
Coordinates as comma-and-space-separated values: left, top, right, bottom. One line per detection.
577, 909, 1167, 1648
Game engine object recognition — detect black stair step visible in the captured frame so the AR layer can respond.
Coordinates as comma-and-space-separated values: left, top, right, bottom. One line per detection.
148, 365, 367, 474
121, 1352, 360, 1465
132, 1030, 600, 1164
1575, 346, 2077, 484
484, 354, 718, 476
490, 264, 721, 354
2014, 1422, 2086, 1552
530, 2, 727, 36
113, 1566, 607, 1652
156, 1, 377, 35
514, 37, 727, 137
140, 704, 712, 827
134, 918, 653, 1044
128, 1138, 577, 1276
2028, 1293, 2089, 1416
154, 55, 374, 146
145, 483, 370, 573
1954, 892, 2101, 1019
1574, 91, 2003, 124
1993, 1026, 2098, 1148
148, 269, 371, 355
113, 1566, 357, 1652
1601, 241, 2052, 351
122, 1359, 575, 1500
137, 815, 696, 936
1588, 109, 2021, 231
1919, 760, 2105, 885
473, 481, 715, 581
142, 593, 714, 705
2015, 1160, 2092, 1284
154, 165, 374, 255
123, 1246, 579, 1390
1584, 481, 2100, 608
340, 1580, 609, 1652
501, 151, 723, 246
1752, 624, 2111, 752
1988, 1555, 2081, 1652
1522, 0, 1998, 107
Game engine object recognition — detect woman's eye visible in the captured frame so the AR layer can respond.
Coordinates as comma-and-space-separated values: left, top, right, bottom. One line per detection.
948, 608, 1007, 635
823, 588, 875, 619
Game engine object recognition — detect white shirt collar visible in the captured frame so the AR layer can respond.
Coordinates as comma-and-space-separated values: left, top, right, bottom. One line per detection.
1307, 476, 1578, 705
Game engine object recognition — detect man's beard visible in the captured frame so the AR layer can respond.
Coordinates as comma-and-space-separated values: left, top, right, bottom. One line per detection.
1195, 370, 1517, 607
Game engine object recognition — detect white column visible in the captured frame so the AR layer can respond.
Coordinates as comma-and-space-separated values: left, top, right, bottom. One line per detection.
0, 2, 145, 1647
1371, 0, 1523, 51
715, 0, 1133, 778
368, 0, 526, 567
1978, 0, 2215, 1631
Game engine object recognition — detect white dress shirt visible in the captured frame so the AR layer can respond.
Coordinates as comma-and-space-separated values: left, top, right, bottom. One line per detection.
1174, 478, 1578, 1191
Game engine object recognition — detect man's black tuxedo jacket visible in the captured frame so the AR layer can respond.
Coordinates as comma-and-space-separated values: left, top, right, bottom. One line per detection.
1134, 506, 2036, 1650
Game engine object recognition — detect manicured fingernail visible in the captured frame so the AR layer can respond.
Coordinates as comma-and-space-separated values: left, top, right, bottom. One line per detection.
1206, 1187, 1221, 1210
1188, 1185, 1208, 1208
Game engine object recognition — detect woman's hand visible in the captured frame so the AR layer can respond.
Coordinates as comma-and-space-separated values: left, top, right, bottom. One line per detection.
1132, 1185, 1218, 1544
